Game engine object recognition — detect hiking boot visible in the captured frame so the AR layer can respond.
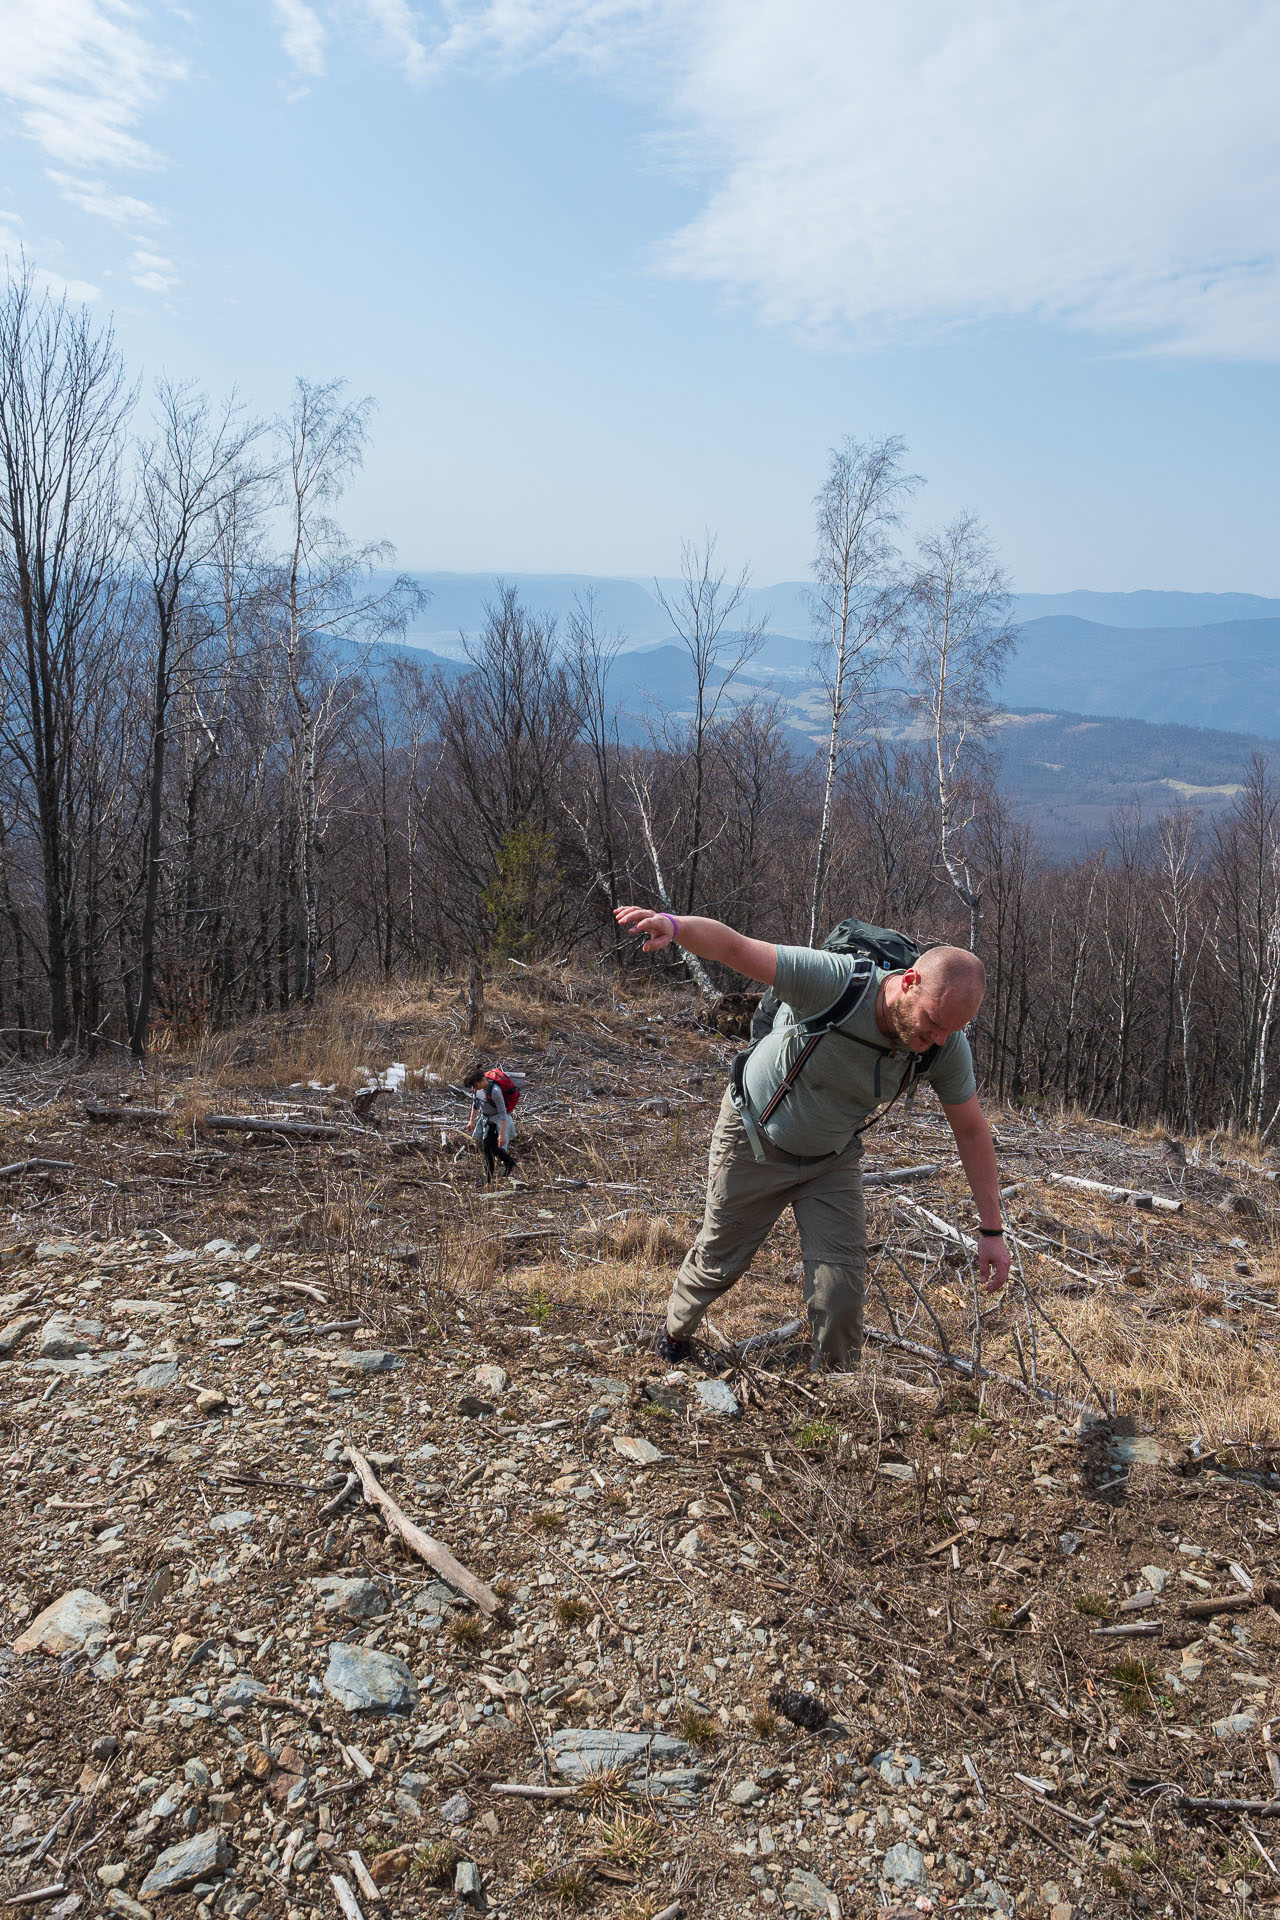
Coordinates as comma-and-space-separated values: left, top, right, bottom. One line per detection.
654, 1329, 693, 1365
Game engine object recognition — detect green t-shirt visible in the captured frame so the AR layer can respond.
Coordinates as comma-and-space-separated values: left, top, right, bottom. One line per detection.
740, 947, 977, 1157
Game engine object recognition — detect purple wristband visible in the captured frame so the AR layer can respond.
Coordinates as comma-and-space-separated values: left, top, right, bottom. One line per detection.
660, 913, 679, 943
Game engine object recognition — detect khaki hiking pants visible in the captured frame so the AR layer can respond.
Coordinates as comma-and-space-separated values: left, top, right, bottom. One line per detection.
667, 1090, 866, 1368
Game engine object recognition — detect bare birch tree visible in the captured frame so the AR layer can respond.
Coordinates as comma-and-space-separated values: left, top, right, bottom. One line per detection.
271, 378, 419, 1003
129, 381, 263, 1056
653, 538, 766, 915
904, 514, 1017, 950
807, 435, 917, 941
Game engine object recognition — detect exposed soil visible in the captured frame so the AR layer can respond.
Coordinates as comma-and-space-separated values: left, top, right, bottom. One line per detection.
4, 970, 1280, 1920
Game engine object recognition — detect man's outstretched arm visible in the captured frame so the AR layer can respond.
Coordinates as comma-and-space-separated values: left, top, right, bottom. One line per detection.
614, 906, 778, 987
940, 1094, 1011, 1294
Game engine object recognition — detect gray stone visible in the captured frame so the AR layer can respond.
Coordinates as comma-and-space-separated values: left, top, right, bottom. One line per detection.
454, 1861, 482, 1899
549, 1728, 691, 1777
877, 1461, 915, 1482
208, 1510, 255, 1532
882, 1842, 928, 1888
695, 1379, 741, 1418
104, 1894, 152, 1920
331, 1348, 403, 1374
1141, 1564, 1169, 1592
14, 1587, 113, 1654
474, 1363, 508, 1396
0, 1313, 40, 1355
588, 1376, 628, 1403
311, 1576, 387, 1620
32, 1353, 113, 1377
139, 1829, 231, 1897
611, 1434, 664, 1466
1058, 1531, 1082, 1556
36, 1239, 78, 1260
37, 1313, 103, 1359
410, 1580, 457, 1613
184, 1759, 212, 1787
1213, 1710, 1258, 1739
323, 1642, 418, 1712
217, 1674, 270, 1706
1108, 1433, 1164, 1466
783, 1868, 837, 1914
729, 1778, 764, 1806
439, 1791, 472, 1823
134, 1359, 181, 1393
97, 1864, 128, 1887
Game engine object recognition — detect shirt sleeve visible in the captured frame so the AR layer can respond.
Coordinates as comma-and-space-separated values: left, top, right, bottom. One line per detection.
925, 1031, 977, 1106
489, 1086, 507, 1119
771, 945, 861, 1019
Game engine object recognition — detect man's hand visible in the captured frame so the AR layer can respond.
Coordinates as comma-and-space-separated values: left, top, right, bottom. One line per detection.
979, 1231, 1012, 1294
614, 906, 779, 985
615, 905, 677, 952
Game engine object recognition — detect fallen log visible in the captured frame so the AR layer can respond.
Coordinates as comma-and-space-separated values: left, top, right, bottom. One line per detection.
0, 1159, 73, 1178
862, 1163, 946, 1187
203, 1114, 354, 1140
863, 1325, 1093, 1417
488, 1782, 580, 1801
1047, 1172, 1182, 1213
735, 1319, 804, 1355
344, 1443, 501, 1616
84, 1105, 171, 1124
1180, 1588, 1276, 1619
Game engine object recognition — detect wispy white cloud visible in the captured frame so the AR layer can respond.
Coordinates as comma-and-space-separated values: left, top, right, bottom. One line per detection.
127, 245, 179, 292
410, 0, 1280, 360
274, 0, 328, 78
361, 0, 430, 81
49, 172, 166, 227
0, 1, 185, 297
0, 0, 186, 172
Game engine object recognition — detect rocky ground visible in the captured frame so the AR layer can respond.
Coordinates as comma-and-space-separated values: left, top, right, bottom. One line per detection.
4, 970, 1280, 1920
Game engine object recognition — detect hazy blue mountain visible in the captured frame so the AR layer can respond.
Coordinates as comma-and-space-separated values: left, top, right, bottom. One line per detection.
999, 616, 1280, 735
394, 571, 674, 652
1011, 589, 1280, 628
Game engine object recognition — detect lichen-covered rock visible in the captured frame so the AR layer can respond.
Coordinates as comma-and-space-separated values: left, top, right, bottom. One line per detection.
15, 1588, 112, 1655
323, 1642, 418, 1711
139, 1829, 231, 1897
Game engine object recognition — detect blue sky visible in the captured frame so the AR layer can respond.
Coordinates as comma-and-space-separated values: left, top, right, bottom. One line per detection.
2, 0, 1278, 590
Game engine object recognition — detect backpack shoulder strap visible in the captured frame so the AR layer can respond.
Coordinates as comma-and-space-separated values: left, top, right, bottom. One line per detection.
753, 957, 876, 1130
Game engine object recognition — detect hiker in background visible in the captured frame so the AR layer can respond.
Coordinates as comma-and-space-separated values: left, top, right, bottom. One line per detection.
464, 1064, 519, 1181
614, 904, 1011, 1370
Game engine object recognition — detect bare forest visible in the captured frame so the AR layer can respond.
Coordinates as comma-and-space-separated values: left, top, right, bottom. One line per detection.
3, 281, 1280, 1142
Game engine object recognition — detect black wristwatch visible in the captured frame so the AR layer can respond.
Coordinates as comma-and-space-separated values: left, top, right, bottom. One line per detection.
978, 1226, 1005, 1237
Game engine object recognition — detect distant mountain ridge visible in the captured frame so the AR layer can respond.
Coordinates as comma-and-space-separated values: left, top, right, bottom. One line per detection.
381, 569, 1280, 740
392, 570, 1280, 652
1001, 615, 1280, 736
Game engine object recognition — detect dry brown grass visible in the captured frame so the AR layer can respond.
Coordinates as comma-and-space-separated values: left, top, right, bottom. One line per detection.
1049, 1290, 1280, 1446
601, 1212, 695, 1263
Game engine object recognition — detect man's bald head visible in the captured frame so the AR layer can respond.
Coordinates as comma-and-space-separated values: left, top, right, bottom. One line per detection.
881, 944, 985, 1053
915, 945, 986, 1018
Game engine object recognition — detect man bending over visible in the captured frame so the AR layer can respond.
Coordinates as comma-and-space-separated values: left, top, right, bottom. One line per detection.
615, 906, 1011, 1369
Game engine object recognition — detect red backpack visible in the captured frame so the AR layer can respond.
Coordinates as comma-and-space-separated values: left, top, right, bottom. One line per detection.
483, 1068, 520, 1111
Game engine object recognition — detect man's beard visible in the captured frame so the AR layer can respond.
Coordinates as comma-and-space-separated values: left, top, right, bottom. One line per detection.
887, 992, 932, 1052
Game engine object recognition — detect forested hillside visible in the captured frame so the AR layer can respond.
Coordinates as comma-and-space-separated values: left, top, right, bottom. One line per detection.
3, 281, 1280, 1138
